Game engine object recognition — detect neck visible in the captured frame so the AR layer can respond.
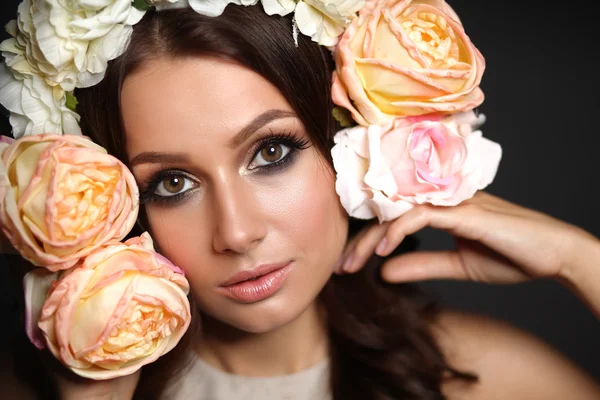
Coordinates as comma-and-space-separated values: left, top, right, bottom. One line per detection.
196, 300, 328, 377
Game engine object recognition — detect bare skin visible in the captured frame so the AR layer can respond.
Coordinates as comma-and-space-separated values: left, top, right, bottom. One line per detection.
342, 191, 600, 398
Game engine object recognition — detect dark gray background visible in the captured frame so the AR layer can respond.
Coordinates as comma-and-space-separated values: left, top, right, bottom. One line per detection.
0, 0, 598, 383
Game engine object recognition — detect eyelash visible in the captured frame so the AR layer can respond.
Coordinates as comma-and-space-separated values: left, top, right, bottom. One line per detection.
138, 131, 311, 206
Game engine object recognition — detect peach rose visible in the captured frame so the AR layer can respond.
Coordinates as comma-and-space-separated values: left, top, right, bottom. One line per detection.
331, 111, 501, 221
332, 0, 485, 125
0, 134, 139, 270
24, 233, 191, 380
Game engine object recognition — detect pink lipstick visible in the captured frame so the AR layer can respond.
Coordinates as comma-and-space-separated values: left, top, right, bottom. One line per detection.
219, 262, 292, 303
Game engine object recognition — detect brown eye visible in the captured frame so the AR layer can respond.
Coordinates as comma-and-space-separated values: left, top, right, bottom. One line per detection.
250, 142, 291, 168
163, 176, 184, 193
261, 144, 283, 163
154, 174, 195, 197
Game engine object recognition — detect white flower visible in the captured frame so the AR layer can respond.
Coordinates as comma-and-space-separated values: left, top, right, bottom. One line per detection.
0, 63, 81, 138
331, 124, 375, 220
331, 113, 501, 222
150, 0, 190, 10
189, 0, 259, 17
0, 9, 75, 90
294, 0, 363, 46
0, 0, 145, 92
260, 0, 296, 16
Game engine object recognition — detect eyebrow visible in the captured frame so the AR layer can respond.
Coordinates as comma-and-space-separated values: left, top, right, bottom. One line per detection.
227, 109, 296, 148
129, 152, 191, 167
129, 109, 296, 167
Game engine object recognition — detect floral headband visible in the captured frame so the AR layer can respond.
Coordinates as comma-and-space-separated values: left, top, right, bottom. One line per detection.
0, 0, 501, 380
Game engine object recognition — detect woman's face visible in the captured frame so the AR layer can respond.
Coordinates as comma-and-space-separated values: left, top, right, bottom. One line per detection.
121, 57, 348, 333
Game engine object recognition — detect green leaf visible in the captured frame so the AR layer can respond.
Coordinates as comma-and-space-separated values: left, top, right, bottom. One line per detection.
65, 92, 79, 112
332, 106, 354, 128
132, 0, 151, 11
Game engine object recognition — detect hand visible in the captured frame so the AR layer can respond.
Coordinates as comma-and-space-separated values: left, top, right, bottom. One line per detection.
336, 191, 598, 285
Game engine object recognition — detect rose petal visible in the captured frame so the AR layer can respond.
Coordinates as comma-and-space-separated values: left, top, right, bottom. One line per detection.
23, 269, 59, 349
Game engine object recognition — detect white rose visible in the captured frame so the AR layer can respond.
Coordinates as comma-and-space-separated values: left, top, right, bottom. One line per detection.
189, 0, 259, 17
294, 0, 363, 46
331, 124, 375, 220
150, 0, 189, 10
0, 63, 81, 138
331, 113, 501, 223
260, 0, 296, 16
0, 9, 76, 90
0, 0, 145, 92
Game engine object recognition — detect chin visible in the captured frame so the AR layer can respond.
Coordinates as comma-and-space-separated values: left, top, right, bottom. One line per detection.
227, 313, 296, 334
200, 289, 317, 335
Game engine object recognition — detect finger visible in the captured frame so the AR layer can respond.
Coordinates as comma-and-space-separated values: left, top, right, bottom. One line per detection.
381, 250, 529, 284
381, 251, 465, 282
374, 205, 460, 257
375, 200, 511, 258
333, 222, 373, 274
342, 221, 390, 273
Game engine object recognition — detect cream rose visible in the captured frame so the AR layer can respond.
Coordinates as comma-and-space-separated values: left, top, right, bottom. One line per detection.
260, 0, 296, 16
332, 0, 485, 125
0, 134, 139, 270
150, 0, 188, 10
24, 233, 191, 380
0, 64, 81, 138
294, 0, 364, 47
0, 0, 145, 92
331, 111, 501, 221
189, 0, 259, 17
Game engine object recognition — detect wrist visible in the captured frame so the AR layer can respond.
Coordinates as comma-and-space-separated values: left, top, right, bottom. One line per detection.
557, 229, 600, 318
558, 228, 600, 284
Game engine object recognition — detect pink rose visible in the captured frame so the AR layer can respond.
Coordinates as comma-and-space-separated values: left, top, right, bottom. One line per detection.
24, 233, 191, 380
332, 0, 485, 126
0, 134, 139, 270
331, 111, 502, 221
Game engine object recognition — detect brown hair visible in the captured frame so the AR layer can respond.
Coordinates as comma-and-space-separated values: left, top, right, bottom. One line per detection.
74, 6, 476, 399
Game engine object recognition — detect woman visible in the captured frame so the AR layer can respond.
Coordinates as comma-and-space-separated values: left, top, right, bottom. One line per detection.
3, 3, 600, 400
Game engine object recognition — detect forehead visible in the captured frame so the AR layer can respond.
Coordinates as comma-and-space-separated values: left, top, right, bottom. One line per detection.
120, 56, 293, 155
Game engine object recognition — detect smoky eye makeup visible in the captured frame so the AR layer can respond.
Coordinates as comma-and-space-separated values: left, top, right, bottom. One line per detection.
138, 130, 312, 207
138, 169, 199, 207
247, 130, 310, 173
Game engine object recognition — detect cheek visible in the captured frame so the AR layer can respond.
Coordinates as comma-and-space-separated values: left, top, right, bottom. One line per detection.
144, 203, 215, 285
260, 154, 348, 271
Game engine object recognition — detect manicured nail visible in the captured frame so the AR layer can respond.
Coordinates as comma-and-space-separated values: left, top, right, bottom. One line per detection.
375, 237, 387, 255
342, 254, 354, 272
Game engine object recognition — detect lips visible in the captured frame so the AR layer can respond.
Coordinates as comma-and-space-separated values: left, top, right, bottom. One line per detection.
219, 262, 292, 303
222, 262, 288, 286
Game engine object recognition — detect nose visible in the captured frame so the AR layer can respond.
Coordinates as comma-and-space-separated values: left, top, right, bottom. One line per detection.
211, 176, 267, 255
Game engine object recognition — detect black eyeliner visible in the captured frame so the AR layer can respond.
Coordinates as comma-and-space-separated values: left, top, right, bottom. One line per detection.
138, 169, 197, 206
248, 130, 311, 174
139, 131, 311, 206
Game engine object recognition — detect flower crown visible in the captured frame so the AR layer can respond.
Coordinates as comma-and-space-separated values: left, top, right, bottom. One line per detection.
0, 0, 502, 380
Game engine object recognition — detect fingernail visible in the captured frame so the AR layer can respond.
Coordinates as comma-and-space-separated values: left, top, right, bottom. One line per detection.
342, 254, 354, 272
375, 238, 387, 255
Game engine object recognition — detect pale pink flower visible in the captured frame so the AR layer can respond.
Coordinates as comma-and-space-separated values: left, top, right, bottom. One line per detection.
24, 233, 191, 380
332, 111, 501, 221
332, 0, 486, 125
0, 134, 139, 270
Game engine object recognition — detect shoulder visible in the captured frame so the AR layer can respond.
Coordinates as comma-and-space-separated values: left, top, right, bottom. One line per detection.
431, 310, 600, 400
